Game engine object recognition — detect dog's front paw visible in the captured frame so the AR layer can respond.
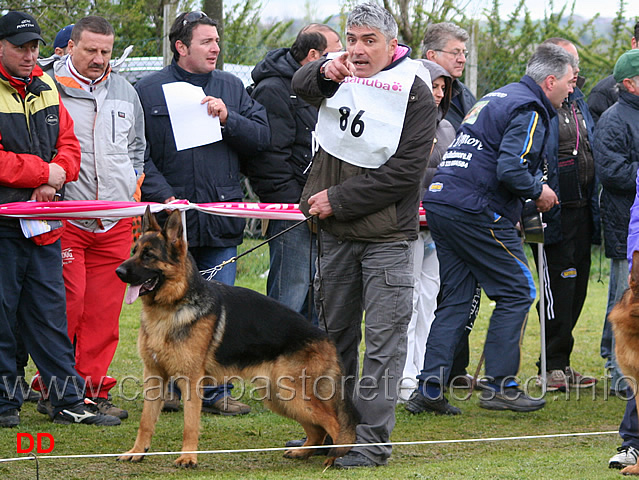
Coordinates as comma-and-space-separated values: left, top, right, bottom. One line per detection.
323, 457, 336, 467
283, 448, 312, 460
117, 447, 148, 463
174, 454, 198, 468
621, 464, 639, 475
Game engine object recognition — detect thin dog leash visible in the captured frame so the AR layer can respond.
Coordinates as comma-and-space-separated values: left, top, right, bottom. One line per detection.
200, 214, 315, 281
201, 213, 330, 336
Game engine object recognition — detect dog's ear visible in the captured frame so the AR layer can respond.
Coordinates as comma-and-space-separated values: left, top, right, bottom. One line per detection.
163, 210, 185, 248
141, 206, 161, 233
631, 251, 639, 298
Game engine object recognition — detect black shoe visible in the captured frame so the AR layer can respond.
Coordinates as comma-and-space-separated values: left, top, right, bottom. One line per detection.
405, 389, 461, 415
0, 408, 20, 428
19, 377, 41, 402
162, 395, 180, 412
285, 435, 333, 455
37, 398, 54, 419
333, 451, 379, 469
53, 399, 121, 426
479, 387, 545, 412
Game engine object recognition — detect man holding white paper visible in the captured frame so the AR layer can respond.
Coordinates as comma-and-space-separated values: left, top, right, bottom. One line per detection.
161, 81, 222, 150
134, 11, 269, 416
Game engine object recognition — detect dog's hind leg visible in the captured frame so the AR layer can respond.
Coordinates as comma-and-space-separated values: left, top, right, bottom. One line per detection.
118, 371, 165, 462
173, 375, 203, 467
622, 393, 639, 475
283, 423, 327, 460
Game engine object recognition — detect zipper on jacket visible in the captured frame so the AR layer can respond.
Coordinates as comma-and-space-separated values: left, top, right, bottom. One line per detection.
23, 94, 33, 145
111, 110, 115, 143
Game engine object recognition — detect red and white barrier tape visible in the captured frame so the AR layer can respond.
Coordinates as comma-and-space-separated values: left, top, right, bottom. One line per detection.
0, 200, 429, 225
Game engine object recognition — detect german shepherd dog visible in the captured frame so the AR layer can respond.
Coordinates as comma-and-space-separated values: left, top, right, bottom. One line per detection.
115, 208, 357, 467
610, 251, 639, 475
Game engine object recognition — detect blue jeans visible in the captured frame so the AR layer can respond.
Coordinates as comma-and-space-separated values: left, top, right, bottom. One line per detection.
266, 219, 317, 325
601, 258, 628, 391
620, 388, 639, 449
184, 245, 238, 402
190, 245, 237, 286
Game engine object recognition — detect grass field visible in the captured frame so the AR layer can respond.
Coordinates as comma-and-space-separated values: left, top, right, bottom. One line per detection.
0, 242, 632, 479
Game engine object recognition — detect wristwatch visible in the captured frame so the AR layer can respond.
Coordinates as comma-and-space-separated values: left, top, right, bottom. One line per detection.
319, 60, 333, 81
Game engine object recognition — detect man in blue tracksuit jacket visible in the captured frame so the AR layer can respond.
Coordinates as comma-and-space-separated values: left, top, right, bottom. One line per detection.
405, 43, 577, 415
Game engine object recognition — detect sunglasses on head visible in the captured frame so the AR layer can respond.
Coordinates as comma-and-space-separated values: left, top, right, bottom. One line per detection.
182, 11, 207, 26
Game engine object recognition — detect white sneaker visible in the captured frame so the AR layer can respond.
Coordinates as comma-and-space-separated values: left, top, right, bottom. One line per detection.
609, 445, 639, 469
398, 377, 418, 403
536, 369, 568, 392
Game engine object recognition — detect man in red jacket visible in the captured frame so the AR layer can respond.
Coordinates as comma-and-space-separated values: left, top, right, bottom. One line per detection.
0, 11, 120, 428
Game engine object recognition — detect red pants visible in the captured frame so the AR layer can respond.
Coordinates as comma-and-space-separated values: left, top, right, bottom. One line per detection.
61, 219, 132, 398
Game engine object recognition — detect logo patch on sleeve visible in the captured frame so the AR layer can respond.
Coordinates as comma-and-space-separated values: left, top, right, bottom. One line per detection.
561, 268, 577, 278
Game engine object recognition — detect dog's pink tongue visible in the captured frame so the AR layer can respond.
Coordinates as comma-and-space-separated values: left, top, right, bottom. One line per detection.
125, 285, 142, 304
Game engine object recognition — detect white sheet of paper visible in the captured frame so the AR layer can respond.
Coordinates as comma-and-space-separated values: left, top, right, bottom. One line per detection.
162, 82, 222, 151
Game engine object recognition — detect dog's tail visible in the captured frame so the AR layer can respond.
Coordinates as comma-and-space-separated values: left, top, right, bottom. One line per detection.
326, 368, 360, 459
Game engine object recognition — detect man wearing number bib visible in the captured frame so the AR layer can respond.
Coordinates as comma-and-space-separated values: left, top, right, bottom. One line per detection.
291, 2, 437, 469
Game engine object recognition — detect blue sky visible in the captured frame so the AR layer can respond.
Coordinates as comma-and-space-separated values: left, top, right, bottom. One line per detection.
227, 0, 639, 21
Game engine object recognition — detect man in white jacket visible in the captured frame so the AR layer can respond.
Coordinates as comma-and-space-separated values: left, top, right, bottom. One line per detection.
41, 16, 145, 420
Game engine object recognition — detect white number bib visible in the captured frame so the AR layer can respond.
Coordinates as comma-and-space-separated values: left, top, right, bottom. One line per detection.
315, 58, 428, 169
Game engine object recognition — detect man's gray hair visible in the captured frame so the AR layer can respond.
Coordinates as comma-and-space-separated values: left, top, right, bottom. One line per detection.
347, 2, 397, 43
421, 22, 469, 57
525, 43, 577, 84
617, 77, 639, 93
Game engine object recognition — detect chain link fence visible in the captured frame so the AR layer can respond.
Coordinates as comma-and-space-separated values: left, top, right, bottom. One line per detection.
117, 56, 254, 86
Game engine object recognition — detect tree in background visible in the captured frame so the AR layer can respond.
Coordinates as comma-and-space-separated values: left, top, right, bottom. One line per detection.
223, 0, 293, 65
332, 0, 636, 95
3, 0, 637, 94
471, 0, 636, 96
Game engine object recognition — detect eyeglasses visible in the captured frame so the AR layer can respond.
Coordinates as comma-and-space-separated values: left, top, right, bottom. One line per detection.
435, 49, 469, 60
182, 11, 207, 26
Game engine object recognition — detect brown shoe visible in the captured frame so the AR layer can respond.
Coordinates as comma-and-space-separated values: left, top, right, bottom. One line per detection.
449, 374, 473, 389
201, 397, 251, 416
90, 397, 128, 419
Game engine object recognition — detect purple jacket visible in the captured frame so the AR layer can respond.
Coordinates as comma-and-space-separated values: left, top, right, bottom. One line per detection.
627, 170, 639, 268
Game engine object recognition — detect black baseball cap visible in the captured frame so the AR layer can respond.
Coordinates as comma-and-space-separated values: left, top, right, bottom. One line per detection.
0, 11, 46, 46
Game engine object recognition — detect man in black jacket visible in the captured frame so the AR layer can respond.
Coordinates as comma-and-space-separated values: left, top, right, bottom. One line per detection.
135, 11, 269, 416
421, 22, 476, 131
596, 49, 639, 471
248, 24, 341, 324
588, 21, 639, 123
589, 21, 639, 408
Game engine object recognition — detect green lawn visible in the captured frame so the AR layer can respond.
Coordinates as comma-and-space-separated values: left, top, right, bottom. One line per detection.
0, 243, 630, 479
